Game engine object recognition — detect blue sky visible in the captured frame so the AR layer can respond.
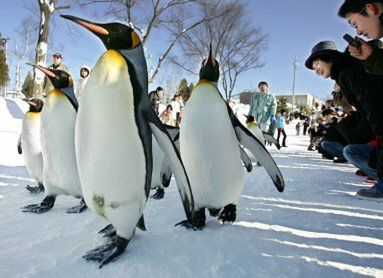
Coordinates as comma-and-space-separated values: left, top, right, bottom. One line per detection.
1, 0, 353, 99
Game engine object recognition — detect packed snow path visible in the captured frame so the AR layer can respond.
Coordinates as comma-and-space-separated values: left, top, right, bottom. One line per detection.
1, 98, 382, 277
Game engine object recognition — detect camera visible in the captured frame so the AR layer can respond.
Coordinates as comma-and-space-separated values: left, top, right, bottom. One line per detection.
343, 34, 361, 48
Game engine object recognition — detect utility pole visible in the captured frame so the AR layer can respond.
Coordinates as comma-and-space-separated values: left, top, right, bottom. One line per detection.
292, 55, 299, 111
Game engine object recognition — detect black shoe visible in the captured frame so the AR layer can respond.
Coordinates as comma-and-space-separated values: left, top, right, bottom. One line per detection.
282, 145, 288, 148
333, 158, 347, 163
357, 185, 383, 201
355, 169, 367, 177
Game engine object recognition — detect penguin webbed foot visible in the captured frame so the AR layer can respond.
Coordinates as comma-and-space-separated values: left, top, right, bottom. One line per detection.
150, 187, 165, 200
21, 195, 56, 214
66, 197, 87, 214
98, 224, 117, 238
25, 183, 45, 194
98, 224, 114, 234
218, 204, 237, 223
83, 236, 129, 268
176, 208, 206, 230
175, 220, 202, 231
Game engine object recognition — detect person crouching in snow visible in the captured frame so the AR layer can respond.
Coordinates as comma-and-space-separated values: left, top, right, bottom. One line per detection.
305, 40, 383, 200
75, 65, 91, 102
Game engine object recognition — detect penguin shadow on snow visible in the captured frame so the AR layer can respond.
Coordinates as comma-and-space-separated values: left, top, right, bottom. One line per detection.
231, 208, 383, 276
4, 98, 25, 119
0, 164, 31, 188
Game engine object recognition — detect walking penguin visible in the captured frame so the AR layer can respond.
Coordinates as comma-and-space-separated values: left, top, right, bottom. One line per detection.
61, 15, 194, 268
21, 65, 86, 214
177, 45, 285, 229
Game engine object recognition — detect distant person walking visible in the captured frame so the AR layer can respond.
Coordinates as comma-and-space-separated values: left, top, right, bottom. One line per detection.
277, 110, 287, 147
148, 87, 164, 115
248, 81, 277, 132
303, 119, 310, 135
75, 65, 91, 102
43, 53, 69, 96
296, 121, 301, 135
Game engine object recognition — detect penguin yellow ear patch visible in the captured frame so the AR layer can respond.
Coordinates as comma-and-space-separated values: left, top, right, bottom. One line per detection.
131, 32, 141, 48
68, 76, 74, 87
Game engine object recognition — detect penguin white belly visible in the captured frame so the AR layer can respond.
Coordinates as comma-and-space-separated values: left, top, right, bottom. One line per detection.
180, 83, 243, 209
151, 135, 165, 189
21, 112, 43, 184
76, 50, 146, 238
40, 91, 82, 197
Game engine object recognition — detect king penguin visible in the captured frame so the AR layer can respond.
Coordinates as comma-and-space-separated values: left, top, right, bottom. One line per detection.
21, 66, 86, 214
62, 15, 194, 267
178, 45, 285, 229
19, 98, 44, 194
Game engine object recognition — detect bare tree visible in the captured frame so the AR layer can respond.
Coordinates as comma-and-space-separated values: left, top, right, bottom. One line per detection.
32, 0, 70, 98
12, 17, 35, 94
77, 0, 228, 83
171, 1, 268, 100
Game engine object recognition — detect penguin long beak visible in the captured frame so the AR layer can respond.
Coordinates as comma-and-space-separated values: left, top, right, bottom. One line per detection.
27, 63, 56, 78
204, 43, 216, 67
22, 98, 37, 107
61, 15, 109, 35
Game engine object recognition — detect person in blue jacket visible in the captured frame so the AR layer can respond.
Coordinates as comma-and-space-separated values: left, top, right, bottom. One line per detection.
277, 109, 288, 147
248, 81, 277, 132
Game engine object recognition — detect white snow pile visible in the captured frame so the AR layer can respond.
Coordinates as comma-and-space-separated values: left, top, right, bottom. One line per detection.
1, 97, 383, 277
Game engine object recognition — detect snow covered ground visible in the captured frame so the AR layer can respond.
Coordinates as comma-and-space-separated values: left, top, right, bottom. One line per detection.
1, 97, 383, 277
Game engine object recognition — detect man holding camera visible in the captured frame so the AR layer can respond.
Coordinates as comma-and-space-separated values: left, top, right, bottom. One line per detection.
338, 0, 383, 74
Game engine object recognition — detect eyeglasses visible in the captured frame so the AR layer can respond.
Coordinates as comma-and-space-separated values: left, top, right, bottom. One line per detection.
348, 7, 366, 29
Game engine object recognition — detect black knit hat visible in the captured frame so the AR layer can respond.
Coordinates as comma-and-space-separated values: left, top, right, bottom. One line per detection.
305, 41, 342, 69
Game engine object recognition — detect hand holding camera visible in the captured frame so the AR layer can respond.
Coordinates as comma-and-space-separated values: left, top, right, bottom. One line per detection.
344, 34, 373, 61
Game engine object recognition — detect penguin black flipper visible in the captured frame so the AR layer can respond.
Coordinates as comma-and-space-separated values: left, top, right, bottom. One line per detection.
146, 109, 194, 221
61, 86, 79, 112
160, 156, 173, 188
262, 131, 281, 149
239, 145, 253, 172
164, 124, 179, 141
17, 134, 22, 154
225, 102, 285, 192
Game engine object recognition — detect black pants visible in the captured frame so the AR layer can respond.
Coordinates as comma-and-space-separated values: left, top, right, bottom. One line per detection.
277, 128, 287, 146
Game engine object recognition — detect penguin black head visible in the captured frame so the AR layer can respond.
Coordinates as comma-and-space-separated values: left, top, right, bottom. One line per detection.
27, 63, 73, 89
61, 15, 141, 51
199, 44, 219, 82
23, 98, 44, 112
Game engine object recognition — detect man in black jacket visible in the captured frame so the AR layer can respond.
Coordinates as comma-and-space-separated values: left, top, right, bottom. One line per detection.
306, 40, 383, 200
